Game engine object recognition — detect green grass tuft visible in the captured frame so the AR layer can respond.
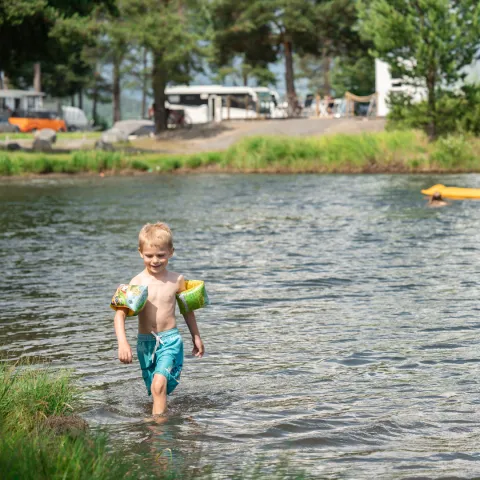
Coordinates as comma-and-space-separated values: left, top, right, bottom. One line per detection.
430, 134, 477, 169
0, 429, 141, 480
0, 361, 76, 432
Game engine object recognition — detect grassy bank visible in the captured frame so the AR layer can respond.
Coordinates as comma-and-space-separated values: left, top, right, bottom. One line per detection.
0, 131, 102, 141
2, 130, 479, 176
0, 361, 310, 479
0, 361, 142, 480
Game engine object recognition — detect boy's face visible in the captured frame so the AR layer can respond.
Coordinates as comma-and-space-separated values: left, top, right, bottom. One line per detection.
139, 243, 174, 275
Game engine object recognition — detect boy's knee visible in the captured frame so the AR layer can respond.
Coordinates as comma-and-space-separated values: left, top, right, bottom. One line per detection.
151, 374, 167, 397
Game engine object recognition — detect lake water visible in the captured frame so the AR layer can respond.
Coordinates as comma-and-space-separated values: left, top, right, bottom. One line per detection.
1, 174, 480, 478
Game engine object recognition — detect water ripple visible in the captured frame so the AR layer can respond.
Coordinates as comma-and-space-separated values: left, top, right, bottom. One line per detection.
2, 174, 480, 477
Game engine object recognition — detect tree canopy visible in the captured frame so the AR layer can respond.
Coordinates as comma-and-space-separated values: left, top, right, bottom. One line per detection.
0, 0, 115, 95
4, 0, 478, 135
358, 0, 480, 138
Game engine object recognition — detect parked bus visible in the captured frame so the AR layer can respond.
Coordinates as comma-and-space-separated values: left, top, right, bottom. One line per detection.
251, 87, 287, 118
165, 85, 284, 124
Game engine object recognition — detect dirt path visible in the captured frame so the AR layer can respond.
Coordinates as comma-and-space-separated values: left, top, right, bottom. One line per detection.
132, 117, 386, 153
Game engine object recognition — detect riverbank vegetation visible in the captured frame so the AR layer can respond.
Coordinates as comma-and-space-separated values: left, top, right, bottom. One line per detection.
0, 131, 102, 142
0, 361, 138, 480
1, 130, 480, 177
0, 361, 311, 479
386, 85, 480, 138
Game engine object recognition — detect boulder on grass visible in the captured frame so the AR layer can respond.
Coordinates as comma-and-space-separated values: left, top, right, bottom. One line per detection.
6, 142, 21, 151
100, 127, 128, 144
95, 140, 115, 151
33, 138, 53, 153
34, 128, 57, 144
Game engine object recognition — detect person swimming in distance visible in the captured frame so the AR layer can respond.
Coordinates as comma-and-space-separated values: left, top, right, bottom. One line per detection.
428, 191, 448, 208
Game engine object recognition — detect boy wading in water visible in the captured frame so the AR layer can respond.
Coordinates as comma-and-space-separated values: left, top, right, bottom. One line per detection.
114, 222, 205, 415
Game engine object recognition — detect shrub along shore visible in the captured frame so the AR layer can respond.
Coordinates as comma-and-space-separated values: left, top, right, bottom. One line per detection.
1, 130, 480, 176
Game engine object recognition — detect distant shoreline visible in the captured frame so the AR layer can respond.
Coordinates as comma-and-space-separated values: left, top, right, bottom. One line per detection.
1, 130, 479, 177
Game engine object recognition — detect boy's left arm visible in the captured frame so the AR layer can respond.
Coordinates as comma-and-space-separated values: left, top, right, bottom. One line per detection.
183, 311, 205, 357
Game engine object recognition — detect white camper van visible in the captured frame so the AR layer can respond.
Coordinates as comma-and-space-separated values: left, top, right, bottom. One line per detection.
61, 106, 89, 131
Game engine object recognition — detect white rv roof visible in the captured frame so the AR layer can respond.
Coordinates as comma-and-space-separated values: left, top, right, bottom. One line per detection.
165, 85, 257, 95
0, 89, 45, 98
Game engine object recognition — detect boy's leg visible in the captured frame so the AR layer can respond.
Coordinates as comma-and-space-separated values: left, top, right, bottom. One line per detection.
150, 331, 183, 415
151, 373, 168, 415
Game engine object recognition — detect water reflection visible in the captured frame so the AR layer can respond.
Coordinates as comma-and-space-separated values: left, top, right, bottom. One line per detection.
1, 174, 480, 477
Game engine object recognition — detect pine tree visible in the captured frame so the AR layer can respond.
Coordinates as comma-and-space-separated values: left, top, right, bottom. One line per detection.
119, 0, 208, 133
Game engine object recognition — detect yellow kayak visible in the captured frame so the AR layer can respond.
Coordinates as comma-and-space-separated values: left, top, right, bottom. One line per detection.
421, 184, 480, 200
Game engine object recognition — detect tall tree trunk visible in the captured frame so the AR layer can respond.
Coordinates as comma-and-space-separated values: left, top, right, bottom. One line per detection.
113, 54, 122, 123
141, 48, 147, 119
33, 62, 41, 93
322, 52, 331, 97
152, 51, 168, 134
92, 76, 98, 126
426, 69, 436, 140
71, 95, 75, 107
284, 36, 297, 115
78, 88, 83, 110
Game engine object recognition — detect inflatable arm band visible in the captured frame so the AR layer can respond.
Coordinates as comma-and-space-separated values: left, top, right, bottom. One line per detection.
110, 284, 148, 317
176, 280, 209, 315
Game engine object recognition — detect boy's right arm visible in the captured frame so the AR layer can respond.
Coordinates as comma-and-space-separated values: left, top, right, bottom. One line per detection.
114, 308, 132, 363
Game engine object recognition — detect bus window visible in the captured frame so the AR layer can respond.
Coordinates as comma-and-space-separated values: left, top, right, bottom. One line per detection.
222, 94, 255, 110
180, 94, 208, 106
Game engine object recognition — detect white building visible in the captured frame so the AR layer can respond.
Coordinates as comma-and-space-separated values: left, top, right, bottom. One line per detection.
0, 89, 44, 112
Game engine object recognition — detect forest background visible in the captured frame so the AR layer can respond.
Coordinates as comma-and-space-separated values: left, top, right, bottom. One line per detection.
0, 0, 480, 139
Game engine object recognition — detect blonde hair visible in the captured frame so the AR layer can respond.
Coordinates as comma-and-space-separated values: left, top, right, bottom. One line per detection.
138, 222, 174, 251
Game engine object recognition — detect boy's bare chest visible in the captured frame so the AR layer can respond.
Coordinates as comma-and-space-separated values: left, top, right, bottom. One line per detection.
147, 282, 177, 305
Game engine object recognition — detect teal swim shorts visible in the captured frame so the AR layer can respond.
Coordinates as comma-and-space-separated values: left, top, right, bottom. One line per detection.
137, 328, 184, 396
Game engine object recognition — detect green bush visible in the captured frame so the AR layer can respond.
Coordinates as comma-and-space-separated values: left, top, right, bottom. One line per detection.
387, 85, 480, 137
185, 155, 202, 169
130, 158, 149, 171
430, 135, 476, 169
202, 151, 222, 165
153, 156, 182, 171
460, 84, 480, 135
0, 154, 15, 175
